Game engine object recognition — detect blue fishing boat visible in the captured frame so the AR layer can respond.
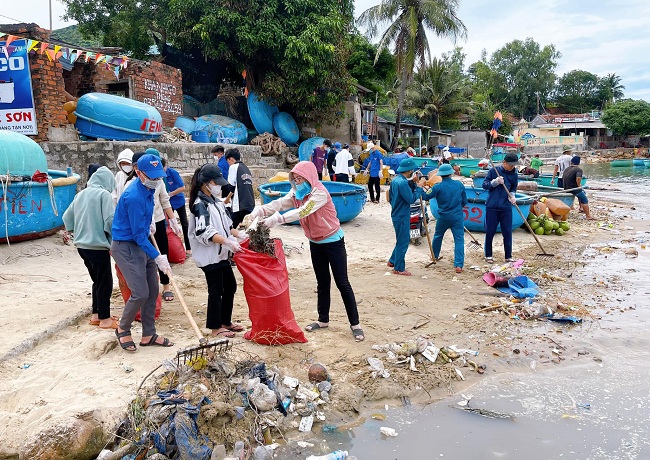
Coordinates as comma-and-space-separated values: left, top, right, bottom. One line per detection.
194, 115, 248, 144
74, 93, 163, 141
633, 158, 646, 166
644, 160, 650, 168
472, 170, 588, 188
518, 185, 575, 207
611, 159, 632, 167
298, 137, 325, 161
458, 163, 483, 177
450, 157, 481, 168
408, 157, 438, 176
428, 187, 533, 233
247, 91, 279, 135
272, 112, 300, 145
258, 181, 366, 223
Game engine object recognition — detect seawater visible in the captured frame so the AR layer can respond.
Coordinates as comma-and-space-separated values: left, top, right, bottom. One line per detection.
310, 165, 650, 459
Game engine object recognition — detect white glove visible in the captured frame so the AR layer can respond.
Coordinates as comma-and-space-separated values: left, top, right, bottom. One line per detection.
232, 232, 247, 243
224, 237, 242, 253
249, 206, 266, 220
263, 212, 284, 228
169, 218, 181, 235
150, 221, 156, 235
490, 176, 504, 187
509, 193, 517, 205
154, 254, 171, 275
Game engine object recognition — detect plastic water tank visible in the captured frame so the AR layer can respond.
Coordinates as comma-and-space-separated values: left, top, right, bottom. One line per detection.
0, 131, 48, 177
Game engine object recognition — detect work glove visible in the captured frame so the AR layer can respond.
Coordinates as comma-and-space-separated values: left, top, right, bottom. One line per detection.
154, 254, 172, 276
224, 237, 243, 253
233, 232, 247, 243
263, 212, 284, 229
169, 218, 182, 236
509, 193, 517, 205
490, 176, 504, 187
249, 206, 266, 220
150, 221, 156, 236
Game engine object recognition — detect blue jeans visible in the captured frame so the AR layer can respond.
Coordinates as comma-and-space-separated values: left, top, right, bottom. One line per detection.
389, 218, 410, 272
573, 190, 589, 204
484, 207, 513, 259
433, 216, 465, 268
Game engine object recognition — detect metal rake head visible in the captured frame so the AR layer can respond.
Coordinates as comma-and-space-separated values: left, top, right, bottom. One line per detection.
466, 239, 483, 252
175, 338, 231, 366
534, 252, 556, 260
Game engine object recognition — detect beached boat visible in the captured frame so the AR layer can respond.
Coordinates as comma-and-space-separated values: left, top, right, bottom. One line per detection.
297, 137, 325, 161
194, 115, 248, 144
611, 159, 633, 167
450, 157, 481, 168
272, 112, 300, 145
518, 185, 575, 207
458, 163, 483, 177
472, 170, 588, 188
409, 156, 438, 176
428, 186, 533, 233
258, 181, 366, 223
74, 93, 163, 141
633, 158, 646, 166
247, 91, 279, 135
644, 160, 650, 168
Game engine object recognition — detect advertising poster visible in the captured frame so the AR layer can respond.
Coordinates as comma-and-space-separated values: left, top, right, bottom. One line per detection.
0, 39, 38, 135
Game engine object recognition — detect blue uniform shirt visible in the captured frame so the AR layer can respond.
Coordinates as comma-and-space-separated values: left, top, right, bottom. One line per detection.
368, 150, 383, 177
112, 179, 159, 259
482, 166, 518, 209
389, 174, 423, 220
165, 167, 186, 209
218, 156, 230, 181
423, 177, 467, 220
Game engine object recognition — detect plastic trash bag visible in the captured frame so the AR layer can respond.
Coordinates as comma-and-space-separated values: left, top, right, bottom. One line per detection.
496, 275, 541, 298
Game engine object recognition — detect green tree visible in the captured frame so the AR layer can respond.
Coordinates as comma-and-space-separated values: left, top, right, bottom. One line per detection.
601, 99, 650, 136
63, 0, 356, 122
405, 57, 472, 130
347, 33, 396, 99
468, 102, 512, 135
358, 0, 466, 149
489, 38, 560, 118
553, 70, 600, 113
597, 73, 625, 108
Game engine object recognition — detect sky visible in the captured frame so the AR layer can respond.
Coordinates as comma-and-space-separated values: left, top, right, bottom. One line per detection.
1, 0, 649, 101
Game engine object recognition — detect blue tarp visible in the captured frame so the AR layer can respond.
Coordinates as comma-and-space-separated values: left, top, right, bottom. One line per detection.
496, 276, 541, 298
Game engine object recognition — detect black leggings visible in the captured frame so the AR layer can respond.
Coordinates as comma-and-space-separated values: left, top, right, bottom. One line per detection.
78, 248, 113, 320
154, 219, 169, 285
174, 204, 191, 249
202, 263, 237, 329
231, 209, 252, 229
309, 238, 359, 326
368, 176, 381, 202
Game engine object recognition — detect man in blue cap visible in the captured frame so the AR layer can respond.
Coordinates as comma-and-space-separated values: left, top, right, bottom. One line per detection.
326, 142, 340, 178
111, 153, 175, 352
422, 164, 467, 273
388, 157, 426, 276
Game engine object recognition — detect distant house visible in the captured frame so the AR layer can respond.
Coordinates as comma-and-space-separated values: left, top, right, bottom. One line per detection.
528, 112, 610, 149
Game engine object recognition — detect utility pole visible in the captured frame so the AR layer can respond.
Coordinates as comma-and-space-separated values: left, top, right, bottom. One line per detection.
49, 0, 53, 31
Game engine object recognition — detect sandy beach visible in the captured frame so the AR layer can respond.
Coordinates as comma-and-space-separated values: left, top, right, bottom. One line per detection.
0, 182, 640, 458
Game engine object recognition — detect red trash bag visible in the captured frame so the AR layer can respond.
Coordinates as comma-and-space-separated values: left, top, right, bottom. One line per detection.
166, 223, 187, 264
115, 264, 162, 321
234, 239, 307, 345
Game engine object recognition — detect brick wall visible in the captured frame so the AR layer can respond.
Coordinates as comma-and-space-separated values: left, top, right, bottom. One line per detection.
126, 61, 183, 127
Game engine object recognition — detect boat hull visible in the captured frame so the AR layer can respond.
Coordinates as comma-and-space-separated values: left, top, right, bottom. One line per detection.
258, 181, 366, 224
518, 185, 576, 207
611, 159, 633, 167
428, 187, 533, 233
633, 158, 646, 166
298, 137, 325, 161
472, 171, 588, 188
247, 91, 279, 135
194, 115, 248, 144
74, 93, 163, 141
272, 112, 300, 145
644, 160, 650, 168
1, 170, 80, 243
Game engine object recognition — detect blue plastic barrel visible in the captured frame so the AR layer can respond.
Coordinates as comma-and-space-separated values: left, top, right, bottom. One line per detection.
272, 112, 300, 145
192, 131, 210, 143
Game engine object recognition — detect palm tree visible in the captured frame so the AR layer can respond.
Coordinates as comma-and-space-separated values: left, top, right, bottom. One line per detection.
406, 57, 472, 130
599, 73, 625, 108
358, 0, 466, 149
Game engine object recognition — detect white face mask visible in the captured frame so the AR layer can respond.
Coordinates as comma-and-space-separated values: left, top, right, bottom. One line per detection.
209, 184, 222, 198
143, 179, 160, 189
120, 164, 133, 173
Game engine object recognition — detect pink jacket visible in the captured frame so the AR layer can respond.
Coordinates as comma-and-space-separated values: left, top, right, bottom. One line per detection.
259, 161, 340, 242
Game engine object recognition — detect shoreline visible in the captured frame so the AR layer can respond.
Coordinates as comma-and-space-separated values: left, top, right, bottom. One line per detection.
0, 189, 645, 459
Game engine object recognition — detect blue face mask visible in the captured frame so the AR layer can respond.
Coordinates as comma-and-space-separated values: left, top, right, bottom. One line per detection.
295, 181, 312, 200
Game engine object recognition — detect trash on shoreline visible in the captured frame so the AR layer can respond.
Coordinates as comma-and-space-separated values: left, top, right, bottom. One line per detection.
380, 426, 398, 437
452, 396, 515, 420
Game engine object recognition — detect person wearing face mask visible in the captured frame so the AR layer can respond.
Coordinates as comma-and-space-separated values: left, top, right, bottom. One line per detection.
162, 158, 191, 256
188, 164, 246, 337
225, 148, 255, 228
111, 154, 175, 352
112, 148, 134, 205
248, 161, 365, 342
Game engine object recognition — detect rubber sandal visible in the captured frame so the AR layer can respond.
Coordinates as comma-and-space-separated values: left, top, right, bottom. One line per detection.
115, 329, 136, 352
436, 256, 444, 261
455, 267, 463, 273
350, 326, 365, 342
392, 270, 412, 276
485, 257, 494, 264
225, 323, 245, 332
89, 315, 118, 326
387, 261, 394, 268
139, 333, 174, 347
162, 291, 174, 302
305, 322, 328, 332
99, 319, 119, 330
211, 329, 236, 338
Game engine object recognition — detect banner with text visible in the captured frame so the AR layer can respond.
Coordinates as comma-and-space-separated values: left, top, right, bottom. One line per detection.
0, 39, 37, 135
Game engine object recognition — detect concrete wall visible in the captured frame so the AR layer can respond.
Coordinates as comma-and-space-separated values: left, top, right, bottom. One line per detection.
39, 141, 287, 186
304, 100, 363, 146
451, 130, 487, 157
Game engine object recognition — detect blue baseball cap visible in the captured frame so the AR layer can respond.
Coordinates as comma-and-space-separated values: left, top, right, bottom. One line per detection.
137, 154, 165, 179
437, 163, 454, 176
145, 148, 161, 158
397, 157, 417, 173
334, 142, 342, 150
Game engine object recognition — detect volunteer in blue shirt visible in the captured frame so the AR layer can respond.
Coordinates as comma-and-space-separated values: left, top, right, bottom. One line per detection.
112, 153, 174, 352
388, 158, 426, 276
212, 145, 231, 197
162, 158, 190, 254
422, 164, 467, 273
363, 142, 384, 203
482, 152, 520, 264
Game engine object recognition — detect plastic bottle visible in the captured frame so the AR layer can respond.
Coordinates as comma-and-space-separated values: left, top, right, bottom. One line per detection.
305, 451, 348, 460
233, 441, 245, 460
